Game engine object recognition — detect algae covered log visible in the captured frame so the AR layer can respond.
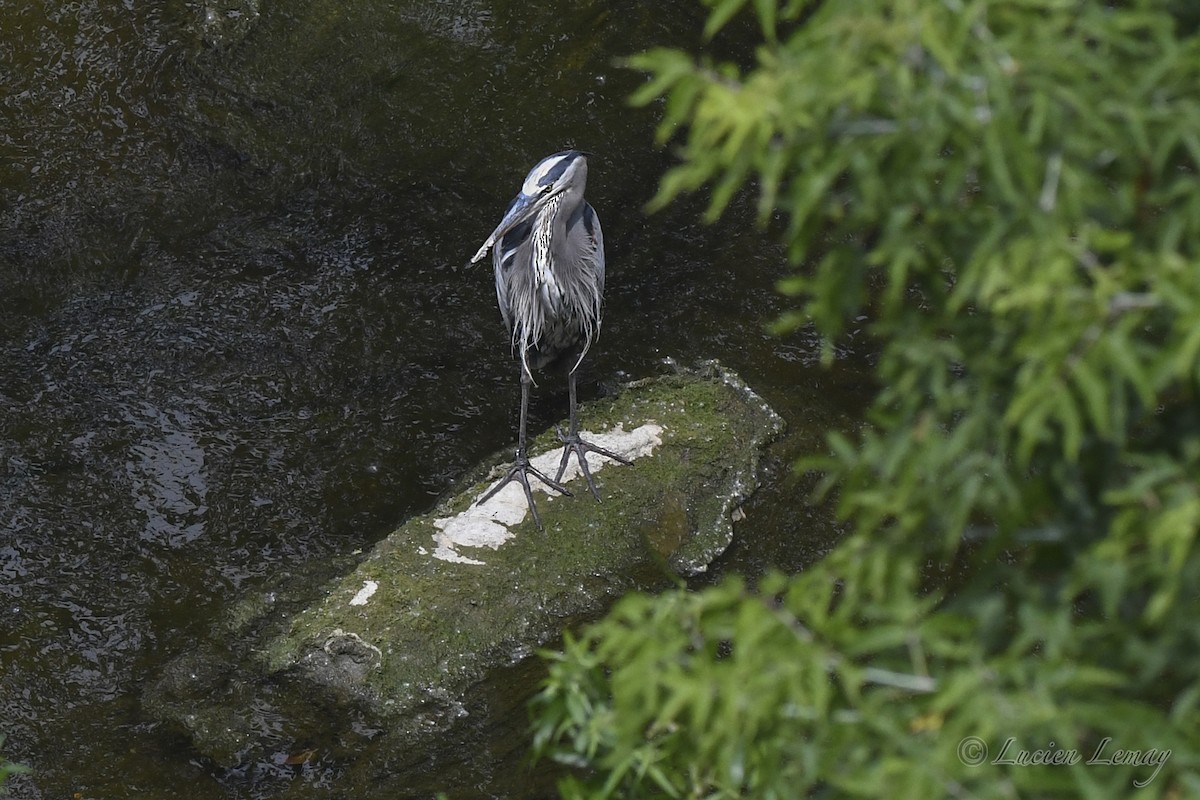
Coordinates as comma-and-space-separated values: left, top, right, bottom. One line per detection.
263, 363, 782, 731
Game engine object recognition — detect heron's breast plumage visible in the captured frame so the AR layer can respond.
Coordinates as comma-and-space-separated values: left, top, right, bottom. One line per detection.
532, 196, 566, 312
493, 197, 604, 375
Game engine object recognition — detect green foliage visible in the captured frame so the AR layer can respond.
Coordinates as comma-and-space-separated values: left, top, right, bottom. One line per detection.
532, 1, 1200, 797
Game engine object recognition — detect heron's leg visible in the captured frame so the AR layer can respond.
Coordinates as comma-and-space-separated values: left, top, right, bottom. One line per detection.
554, 369, 632, 499
477, 368, 571, 531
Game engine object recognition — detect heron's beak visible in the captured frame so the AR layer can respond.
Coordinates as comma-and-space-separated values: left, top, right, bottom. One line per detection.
470, 192, 540, 264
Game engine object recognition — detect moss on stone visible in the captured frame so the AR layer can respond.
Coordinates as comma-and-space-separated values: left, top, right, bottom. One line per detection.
261, 362, 782, 733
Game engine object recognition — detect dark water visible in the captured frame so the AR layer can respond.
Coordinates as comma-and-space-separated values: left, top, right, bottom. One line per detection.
0, 1, 869, 797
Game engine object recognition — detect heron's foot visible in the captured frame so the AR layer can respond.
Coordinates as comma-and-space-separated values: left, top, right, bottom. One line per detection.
553, 428, 633, 501
477, 455, 572, 531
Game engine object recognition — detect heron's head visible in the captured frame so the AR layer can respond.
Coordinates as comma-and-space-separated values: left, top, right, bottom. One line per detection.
470, 150, 588, 264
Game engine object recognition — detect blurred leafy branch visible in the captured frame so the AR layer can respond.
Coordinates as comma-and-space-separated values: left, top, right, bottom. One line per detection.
531, 0, 1200, 797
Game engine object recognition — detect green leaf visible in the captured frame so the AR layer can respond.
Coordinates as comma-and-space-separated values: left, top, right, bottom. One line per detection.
1069, 359, 1111, 438
754, 0, 777, 42
703, 0, 750, 39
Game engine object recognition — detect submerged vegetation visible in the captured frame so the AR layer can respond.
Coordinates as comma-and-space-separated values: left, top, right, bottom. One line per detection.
0, 736, 28, 794
532, 1, 1200, 796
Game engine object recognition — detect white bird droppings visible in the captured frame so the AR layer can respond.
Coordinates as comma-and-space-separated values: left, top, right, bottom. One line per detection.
430, 422, 663, 564
349, 579, 379, 606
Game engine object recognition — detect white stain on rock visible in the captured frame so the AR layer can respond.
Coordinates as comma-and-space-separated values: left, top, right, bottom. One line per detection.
431, 423, 663, 564
349, 579, 379, 606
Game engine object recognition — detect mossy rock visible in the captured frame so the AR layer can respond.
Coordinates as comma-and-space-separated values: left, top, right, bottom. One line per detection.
145, 362, 783, 765
261, 362, 783, 734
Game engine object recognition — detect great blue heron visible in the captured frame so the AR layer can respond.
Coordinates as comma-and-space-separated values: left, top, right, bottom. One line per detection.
470, 150, 630, 529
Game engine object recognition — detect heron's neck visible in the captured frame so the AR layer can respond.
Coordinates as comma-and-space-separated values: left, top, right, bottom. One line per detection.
531, 196, 564, 281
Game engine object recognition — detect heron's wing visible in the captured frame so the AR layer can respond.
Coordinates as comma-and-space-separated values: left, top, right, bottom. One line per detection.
572, 201, 604, 323
493, 219, 534, 333
581, 201, 604, 297
550, 200, 605, 375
